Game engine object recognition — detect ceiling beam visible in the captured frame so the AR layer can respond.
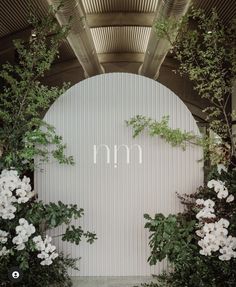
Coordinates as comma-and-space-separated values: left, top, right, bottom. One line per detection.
46, 53, 179, 77
46, 0, 104, 77
87, 12, 154, 28
139, 0, 191, 79
98, 53, 144, 63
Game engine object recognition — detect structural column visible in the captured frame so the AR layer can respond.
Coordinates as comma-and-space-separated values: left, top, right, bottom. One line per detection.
47, 0, 104, 77
139, 0, 191, 79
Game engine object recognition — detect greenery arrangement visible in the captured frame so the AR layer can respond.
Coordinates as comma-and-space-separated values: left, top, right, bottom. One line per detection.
127, 8, 236, 167
142, 167, 236, 287
0, 5, 73, 173
0, 6, 96, 287
127, 8, 236, 287
0, 170, 96, 287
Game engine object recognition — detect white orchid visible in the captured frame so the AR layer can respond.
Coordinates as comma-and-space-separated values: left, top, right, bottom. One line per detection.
207, 179, 232, 199
196, 215, 236, 261
0, 246, 10, 257
196, 207, 215, 220
33, 235, 58, 266
0, 230, 8, 244
12, 218, 36, 250
226, 195, 234, 203
217, 164, 227, 174
0, 170, 35, 220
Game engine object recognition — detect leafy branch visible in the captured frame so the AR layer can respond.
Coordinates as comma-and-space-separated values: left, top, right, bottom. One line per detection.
154, 8, 236, 160
25, 200, 97, 246
127, 8, 236, 167
0, 5, 73, 173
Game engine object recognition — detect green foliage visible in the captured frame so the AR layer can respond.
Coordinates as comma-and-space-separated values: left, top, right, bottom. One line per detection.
126, 115, 219, 164
128, 9, 236, 167
154, 8, 236, 158
62, 226, 97, 245
144, 213, 197, 266
126, 115, 195, 149
142, 167, 236, 287
0, 5, 96, 286
130, 8, 236, 287
0, 6, 73, 173
26, 200, 85, 229
0, 196, 96, 285
0, 253, 78, 287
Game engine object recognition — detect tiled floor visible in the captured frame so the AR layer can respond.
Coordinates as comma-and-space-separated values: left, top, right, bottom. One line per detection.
72, 276, 154, 287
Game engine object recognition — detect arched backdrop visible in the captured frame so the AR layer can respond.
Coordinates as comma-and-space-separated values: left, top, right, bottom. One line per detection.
35, 73, 203, 276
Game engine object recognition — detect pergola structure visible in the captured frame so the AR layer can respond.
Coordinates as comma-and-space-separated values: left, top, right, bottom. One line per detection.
0, 0, 235, 122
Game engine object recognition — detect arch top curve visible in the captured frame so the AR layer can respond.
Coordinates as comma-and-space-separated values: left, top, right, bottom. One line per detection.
49, 73, 200, 134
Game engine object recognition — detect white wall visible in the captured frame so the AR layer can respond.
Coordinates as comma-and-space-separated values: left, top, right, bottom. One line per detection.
35, 73, 203, 276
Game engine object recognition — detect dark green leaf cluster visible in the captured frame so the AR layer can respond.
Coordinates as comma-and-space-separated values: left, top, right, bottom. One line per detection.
144, 213, 197, 266
0, 253, 78, 287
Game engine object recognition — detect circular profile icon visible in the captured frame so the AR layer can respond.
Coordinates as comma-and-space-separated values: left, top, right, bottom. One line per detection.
8, 267, 23, 283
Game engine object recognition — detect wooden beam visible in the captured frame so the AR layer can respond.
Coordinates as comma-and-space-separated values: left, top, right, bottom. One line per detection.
87, 12, 154, 28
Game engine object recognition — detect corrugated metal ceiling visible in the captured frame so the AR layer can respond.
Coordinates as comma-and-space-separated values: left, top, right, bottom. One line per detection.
194, 0, 236, 24
0, 0, 235, 61
82, 0, 158, 13
91, 26, 151, 54
0, 0, 48, 38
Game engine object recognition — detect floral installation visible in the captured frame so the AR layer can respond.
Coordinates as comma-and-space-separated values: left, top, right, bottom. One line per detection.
0, 169, 96, 286
196, 177, 236, 260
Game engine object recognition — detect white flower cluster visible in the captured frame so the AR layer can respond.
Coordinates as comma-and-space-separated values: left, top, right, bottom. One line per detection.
0, 246, 10, 256
196, 199, 216, 220
0, 229, 8, 244
0, 229, 10, 257
207, 179, 234, 201
196, 178, 236, 261
33, 235, 58, 266
0, 170, 35, 220
12, 218, 36, 250
197, 219, 236, 261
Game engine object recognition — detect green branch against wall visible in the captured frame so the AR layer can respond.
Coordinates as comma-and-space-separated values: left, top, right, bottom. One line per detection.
126, 115, 196, 149
126, 115, 220, 164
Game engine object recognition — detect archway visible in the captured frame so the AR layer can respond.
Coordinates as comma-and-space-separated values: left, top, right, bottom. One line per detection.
35, 73, 203, 277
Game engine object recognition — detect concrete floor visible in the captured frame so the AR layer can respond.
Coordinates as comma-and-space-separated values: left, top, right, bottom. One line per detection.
71, 276, 154, 287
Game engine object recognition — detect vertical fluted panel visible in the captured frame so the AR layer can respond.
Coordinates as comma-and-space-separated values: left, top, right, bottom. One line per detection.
35, 73, 203, 276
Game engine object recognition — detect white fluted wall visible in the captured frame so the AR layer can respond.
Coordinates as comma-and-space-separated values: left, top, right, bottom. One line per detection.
35, 73, 203, 276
